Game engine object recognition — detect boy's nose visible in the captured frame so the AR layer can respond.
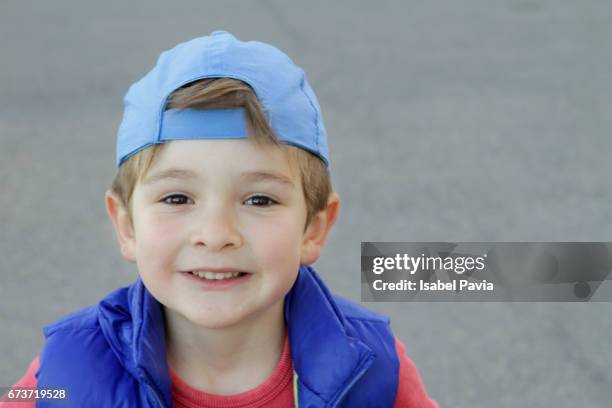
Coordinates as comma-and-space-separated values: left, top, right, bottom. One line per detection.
190, 204, 243, 251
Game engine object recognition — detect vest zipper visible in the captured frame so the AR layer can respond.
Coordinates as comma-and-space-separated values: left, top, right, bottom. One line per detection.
329, 354, 374, 408
146, 382, 166, 408
293, 371, 299, 407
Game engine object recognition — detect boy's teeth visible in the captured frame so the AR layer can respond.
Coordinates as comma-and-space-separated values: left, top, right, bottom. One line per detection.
191, 271, 241, 280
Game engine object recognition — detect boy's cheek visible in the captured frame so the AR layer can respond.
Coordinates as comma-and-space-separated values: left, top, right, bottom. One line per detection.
255, 226, 302, 270
134, 218, 182, 256
251, 215, 301, 244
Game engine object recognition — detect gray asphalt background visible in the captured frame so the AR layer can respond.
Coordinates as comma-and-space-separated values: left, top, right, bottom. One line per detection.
2, 1, 611, 407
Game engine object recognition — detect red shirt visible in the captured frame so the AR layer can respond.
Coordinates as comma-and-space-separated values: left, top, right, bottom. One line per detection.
1, 338, 437, 407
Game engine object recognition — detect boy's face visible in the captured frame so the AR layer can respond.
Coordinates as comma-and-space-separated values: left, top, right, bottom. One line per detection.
107, 139, 335, 329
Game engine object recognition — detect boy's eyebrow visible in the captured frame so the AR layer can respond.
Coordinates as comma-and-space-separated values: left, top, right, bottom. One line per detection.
141, 168, 295, 188
142, 168, 199, 185
240, 171, 295, 188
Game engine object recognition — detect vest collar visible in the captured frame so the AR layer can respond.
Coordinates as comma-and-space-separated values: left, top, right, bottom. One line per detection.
99, 281, 173, 408
98, 265, 374, 407
285, 265, 375, 406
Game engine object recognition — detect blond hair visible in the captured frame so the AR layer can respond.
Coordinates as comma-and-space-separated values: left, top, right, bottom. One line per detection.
110, 78, 331, 227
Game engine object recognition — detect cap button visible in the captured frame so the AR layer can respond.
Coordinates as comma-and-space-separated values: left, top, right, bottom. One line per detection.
210, 30, 229, 36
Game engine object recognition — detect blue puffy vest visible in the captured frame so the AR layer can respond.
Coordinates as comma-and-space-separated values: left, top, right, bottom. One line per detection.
36, 265, 399, 407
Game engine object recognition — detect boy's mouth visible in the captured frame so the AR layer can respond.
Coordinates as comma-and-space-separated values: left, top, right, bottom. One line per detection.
185, 270, 250, 281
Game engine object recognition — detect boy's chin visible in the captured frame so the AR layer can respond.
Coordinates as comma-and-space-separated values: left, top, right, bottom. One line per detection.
166, 298, 287, 332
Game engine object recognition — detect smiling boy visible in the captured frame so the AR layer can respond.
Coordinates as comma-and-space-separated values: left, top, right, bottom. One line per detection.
2, 32, 438, 407
117, 138, 325, 395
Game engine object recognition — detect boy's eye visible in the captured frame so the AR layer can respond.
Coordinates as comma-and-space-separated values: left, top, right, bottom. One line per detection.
161, 194, 191, 206
244, 195, 277, 207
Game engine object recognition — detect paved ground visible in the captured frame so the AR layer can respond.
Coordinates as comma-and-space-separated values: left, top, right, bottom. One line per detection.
2, 1, 611, 406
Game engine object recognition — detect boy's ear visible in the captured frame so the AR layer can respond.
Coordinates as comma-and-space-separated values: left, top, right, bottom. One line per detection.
300, 192, 340, 265
104, 190, 137, 263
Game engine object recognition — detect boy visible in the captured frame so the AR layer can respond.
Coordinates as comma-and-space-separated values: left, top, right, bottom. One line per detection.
2, 31, 438, 407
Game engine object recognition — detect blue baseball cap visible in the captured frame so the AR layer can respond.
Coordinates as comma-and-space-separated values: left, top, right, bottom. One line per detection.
116, 31, 328, 167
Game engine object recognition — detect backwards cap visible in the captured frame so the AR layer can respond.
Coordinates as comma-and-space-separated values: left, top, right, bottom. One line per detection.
116, 31, 328, 167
